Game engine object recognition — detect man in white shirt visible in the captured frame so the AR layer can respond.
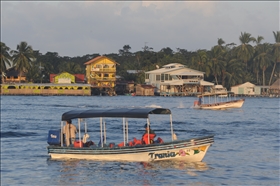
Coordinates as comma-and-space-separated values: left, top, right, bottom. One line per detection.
63, 119, 77, 146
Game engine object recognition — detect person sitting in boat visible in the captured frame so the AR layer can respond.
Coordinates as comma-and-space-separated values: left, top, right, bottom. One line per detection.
142, 124, 156, 145
198, 96, 202, 105
63, 119, 77, 146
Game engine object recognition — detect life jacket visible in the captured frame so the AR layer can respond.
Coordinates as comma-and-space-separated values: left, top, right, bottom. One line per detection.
133, 137, 142, 146
118, 142, 124, 147
155, 137, 164, 144
128, 141, 134, 146
142, 133, 156, 145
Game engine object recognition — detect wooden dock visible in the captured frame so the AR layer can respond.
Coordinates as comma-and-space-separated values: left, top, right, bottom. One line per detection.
0, 83, 91, 96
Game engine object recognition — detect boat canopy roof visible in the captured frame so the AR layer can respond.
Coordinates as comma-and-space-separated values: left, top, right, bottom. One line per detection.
61, 108, 171, 120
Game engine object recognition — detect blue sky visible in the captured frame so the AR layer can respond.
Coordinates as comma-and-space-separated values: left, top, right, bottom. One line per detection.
1, 1, 279, 57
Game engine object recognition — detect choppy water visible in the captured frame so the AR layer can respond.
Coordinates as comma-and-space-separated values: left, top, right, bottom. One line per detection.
1, 96, 279, 186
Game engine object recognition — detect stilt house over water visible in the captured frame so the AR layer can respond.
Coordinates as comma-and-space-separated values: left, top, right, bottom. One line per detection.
144, 63, 213, 96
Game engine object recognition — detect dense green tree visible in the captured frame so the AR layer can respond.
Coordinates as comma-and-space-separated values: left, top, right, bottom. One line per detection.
269, 31, 280, 85
252, 36, 264, 84
10, 41, 35, 83
159, 47, 174, 56
3, 31, 278, 89
142, 43, 153, 52
235, 32, 255, 70
58, 61, 83, 74
207, 46, 226, 85
0, 42, 12, 82
225, 58, 246, 88
119, 45, 132, 56
254, 43, 273, 86
190, 50, 209, 73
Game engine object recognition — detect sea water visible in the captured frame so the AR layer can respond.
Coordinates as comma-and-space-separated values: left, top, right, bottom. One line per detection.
1, 96, 279, 185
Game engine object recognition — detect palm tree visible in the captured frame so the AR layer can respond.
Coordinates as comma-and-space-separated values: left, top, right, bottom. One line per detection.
252, 36, 264, 85
235, 32, 255, 70
207, 46, 226, 85
254, 36, 264, 45
58, 61, 82, 74
269, 31, 280, 85
254, 43, 273, 86
10, 41, 35, 83
190, 50, 209, 73
225, 58, 246, 88
215, 38, 226, 53
0, 42, 12, 83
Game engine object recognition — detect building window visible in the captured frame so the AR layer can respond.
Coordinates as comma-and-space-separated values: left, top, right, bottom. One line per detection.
104, 65, 109, 68
161, 74, 164, 82
169, 75, 172, 80
145, 74, 149, 79
164, 74, 169, 81
156, 75, 160, 81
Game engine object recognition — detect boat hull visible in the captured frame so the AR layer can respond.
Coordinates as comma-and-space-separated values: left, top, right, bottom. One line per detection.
48, 135, 214, 162
197, 99, 244, 110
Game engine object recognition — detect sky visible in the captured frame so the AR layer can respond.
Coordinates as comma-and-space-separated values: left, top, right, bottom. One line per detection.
1, 1, 279, 57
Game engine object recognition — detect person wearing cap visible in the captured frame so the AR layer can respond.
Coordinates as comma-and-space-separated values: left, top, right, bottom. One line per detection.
63, 119, 77, 146
142, 123, 156, 145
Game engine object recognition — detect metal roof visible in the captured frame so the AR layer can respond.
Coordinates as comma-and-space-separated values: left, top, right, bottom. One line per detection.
161, 80, 183, 85
200, 80, 214, 86
146, 66, 204, 75
169, 71, 203, 76
84, 56, 120, 65
61, 108, 172, 120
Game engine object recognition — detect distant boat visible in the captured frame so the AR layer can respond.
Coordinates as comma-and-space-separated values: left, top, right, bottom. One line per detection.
213, 85, 228, 97
193, 92, 245, 110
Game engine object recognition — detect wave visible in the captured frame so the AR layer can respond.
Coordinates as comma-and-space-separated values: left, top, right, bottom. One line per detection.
0, 131, 38, 138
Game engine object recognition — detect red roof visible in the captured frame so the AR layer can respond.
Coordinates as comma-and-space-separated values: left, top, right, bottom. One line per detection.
75, 74, 84, 83
49, 73, 85, 83
138, 84, 155, 89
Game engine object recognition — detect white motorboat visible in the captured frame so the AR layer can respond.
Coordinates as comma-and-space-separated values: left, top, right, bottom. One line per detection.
47, 108, 214, 162
194, 92, 245, 110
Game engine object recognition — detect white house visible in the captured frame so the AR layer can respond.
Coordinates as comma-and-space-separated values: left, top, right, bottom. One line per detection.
145, 63, 213, 96
230, 82, 256, 95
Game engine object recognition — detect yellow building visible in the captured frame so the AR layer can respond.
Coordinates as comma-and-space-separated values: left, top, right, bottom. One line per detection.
84, 56, 119, 95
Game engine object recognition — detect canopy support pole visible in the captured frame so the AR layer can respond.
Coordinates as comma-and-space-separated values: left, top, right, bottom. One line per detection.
78, 118, 81, 147
84, 119, 87, 133
123, 118, 125, 146
147, 117, 150, 144
125, 118, 128, 144
60, 121, 63, 147
100, 117, 103, 147
170, 114, 174, 142
104, 121, 106, 144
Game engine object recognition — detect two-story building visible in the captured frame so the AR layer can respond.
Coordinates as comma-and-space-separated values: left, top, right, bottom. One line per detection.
145, 63, 213, 96
84, 56, 119, 95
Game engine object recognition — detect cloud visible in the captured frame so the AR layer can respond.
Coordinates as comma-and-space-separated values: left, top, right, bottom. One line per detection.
1, 1, 278, 57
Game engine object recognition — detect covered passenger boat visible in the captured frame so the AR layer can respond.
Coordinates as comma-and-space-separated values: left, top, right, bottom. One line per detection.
193, 92, 245, 110
47, 108, 214, 162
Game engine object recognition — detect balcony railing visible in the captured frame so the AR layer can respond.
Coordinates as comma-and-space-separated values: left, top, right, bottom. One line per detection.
91, 68, 116, 72
90, 77, 116, 81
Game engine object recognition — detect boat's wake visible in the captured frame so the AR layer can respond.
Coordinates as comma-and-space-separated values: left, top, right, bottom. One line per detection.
145, 104, 162, 108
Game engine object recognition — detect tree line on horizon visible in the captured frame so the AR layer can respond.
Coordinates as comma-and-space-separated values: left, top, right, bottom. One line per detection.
1, 31, 280, 90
